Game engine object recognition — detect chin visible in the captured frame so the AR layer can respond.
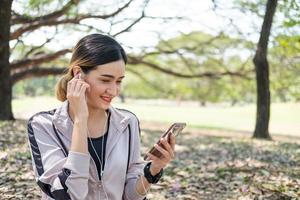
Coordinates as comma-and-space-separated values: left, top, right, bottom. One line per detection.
99, 100, 112, 109
100, 104, 110, 110
87, 100, 109, 111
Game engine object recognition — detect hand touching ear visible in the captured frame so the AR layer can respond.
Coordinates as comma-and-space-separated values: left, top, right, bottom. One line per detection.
67, 73, 90, 119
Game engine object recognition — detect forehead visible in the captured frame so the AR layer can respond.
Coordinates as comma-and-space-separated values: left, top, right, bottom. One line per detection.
91, 60, 125, 77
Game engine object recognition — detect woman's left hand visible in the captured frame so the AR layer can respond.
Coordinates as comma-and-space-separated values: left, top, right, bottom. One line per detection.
146, 133, 176, 175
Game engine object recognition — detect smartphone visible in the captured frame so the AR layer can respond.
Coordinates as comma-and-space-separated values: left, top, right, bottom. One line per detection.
143, 122, 186, 161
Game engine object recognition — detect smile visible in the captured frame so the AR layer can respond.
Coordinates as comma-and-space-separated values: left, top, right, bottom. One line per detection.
101, 96, 112, 103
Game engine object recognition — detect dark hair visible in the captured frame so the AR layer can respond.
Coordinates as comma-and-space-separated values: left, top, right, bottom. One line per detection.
56, 34, 127, 101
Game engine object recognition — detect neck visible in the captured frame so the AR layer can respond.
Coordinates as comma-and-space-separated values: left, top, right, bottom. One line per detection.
68, 104, 107, 123
88, 107, 107, 122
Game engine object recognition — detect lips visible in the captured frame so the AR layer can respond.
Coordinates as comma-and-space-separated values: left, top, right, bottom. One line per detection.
101, 96, 112, 103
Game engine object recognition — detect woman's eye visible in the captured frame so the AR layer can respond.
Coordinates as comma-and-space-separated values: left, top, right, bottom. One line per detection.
101, 80, 110, 83
117, 80, 122, 84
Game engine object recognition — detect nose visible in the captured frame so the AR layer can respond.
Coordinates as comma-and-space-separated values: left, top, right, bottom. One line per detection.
106, 83, 118, 96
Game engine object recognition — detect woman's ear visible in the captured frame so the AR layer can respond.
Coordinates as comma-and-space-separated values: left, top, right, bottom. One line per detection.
72, 66, 81, 76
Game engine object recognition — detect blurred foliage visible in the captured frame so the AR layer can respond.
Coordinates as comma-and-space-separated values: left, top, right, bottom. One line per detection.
11, 0, 299, 104
15, 0, 75, 17
234, 0, 300, 27
13, 76, 58, 98
279, 0, 300, 27
269, 34, 300, 102
125, 31, 256, 104
13, 31, 299, 104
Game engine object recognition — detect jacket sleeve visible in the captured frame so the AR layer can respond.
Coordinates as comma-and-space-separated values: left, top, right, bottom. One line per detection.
27, 113, 90, 200
123, 116, 147, 200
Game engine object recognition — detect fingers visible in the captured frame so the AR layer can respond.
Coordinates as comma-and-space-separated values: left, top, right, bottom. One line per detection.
160, 137, 175, 159
67, 73, 89, 95
74, 80, 85, 93
67, 74, 78, 93
68, 80, 82, 95
146, 139, 174, 165
154, 143, 172, 160
79, 83, 89, 95
67, 79, 75, 94
147, 134, 177, 172
169, 133, 176, 151
147, 135, 176, 163
146, 152, 160, 161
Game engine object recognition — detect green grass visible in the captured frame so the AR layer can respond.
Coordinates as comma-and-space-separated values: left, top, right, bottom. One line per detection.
12, 96, 61, 118
12, 96, 300, 136
115, 101, 300, 136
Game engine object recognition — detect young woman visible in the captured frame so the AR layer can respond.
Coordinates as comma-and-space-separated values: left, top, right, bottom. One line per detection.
27, 33, 176, 200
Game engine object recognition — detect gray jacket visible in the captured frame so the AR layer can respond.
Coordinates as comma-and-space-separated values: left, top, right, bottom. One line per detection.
27, 101, 147, 200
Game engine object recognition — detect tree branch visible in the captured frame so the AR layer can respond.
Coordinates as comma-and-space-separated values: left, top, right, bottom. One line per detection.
10, 0, 135, 40
112, 12, 145, 37
11, 49, 71, 71
24, 29, 58, 57
11, 0, 79, 25
127, 67, 174, 95
128, 55, 252, 80
11, 67, 65, 84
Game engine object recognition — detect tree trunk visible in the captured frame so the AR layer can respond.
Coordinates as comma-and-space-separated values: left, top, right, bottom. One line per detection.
253, 0, 278, 139
0, 0, 14, 120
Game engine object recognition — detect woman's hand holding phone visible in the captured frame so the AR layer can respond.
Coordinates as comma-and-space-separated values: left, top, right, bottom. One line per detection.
67, 73, 90, 120
145, 133, 176, 175
144, 123, 186, 175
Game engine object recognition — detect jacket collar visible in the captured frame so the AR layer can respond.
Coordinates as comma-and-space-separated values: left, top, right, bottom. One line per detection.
52, 101, 131, 141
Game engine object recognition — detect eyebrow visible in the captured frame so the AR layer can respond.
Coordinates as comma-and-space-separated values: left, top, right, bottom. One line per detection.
100, 74, 125, 79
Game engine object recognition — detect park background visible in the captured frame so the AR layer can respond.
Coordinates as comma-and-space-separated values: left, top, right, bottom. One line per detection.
0, 0, 299, 199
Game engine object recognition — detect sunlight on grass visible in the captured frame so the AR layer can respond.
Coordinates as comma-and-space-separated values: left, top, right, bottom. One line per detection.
12, 96, 300, 136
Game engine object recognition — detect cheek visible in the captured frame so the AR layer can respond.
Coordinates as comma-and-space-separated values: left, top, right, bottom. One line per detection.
117, 85, 121, 91
116, 85, 122, 94
90, 83, 106, 93
86, 87, 103, 101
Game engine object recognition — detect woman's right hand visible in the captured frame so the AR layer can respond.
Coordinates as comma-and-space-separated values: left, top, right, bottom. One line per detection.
67, 73, 90, 120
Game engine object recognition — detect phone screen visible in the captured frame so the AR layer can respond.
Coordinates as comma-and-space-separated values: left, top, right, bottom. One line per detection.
170, 123, 186, 137
144, 122, 186, 160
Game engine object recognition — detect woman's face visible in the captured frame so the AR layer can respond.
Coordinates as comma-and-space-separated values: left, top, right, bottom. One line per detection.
83, 60, 125, 110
